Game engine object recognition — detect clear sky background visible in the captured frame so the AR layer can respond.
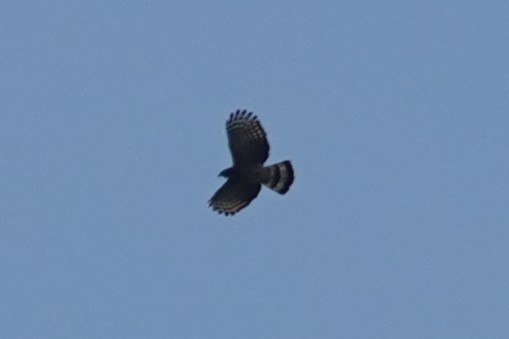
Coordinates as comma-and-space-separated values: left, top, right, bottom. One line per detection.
1, 1, 508, 338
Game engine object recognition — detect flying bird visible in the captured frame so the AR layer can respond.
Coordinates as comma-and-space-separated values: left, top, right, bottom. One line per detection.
209, 109, 294, 216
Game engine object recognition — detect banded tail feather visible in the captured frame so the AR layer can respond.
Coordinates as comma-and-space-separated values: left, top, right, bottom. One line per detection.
262, 160, 294, 194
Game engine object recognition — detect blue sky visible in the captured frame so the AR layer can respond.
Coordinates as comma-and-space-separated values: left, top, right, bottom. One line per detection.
1, 1, 508, 338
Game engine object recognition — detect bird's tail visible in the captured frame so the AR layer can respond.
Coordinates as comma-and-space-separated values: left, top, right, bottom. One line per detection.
261, 160, 294, 194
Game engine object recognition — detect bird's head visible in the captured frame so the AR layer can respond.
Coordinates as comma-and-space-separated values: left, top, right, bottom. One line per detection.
218, 167, 234, 178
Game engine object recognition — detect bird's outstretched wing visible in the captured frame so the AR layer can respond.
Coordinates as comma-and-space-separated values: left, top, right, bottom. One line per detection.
226, 109, 269, 167
209, 177, 261, 216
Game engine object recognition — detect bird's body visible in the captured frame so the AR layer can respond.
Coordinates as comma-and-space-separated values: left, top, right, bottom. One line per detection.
209, 110, 294, 216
